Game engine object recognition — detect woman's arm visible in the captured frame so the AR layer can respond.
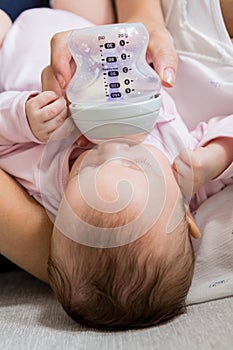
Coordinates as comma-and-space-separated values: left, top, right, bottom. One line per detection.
51, 0, 115, 25
0, 169, 53, 283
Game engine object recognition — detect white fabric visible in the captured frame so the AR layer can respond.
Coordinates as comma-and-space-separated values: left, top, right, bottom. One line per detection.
187, 185, 233, 304
161, 0, 233, 129
161, 0, 233, 304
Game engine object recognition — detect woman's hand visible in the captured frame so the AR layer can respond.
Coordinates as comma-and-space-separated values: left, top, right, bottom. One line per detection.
41, 0, 178, 146
41, 19, 178, 94
41, 30, 74, 95
146, 23, 178, 87
115, 0, 178, 87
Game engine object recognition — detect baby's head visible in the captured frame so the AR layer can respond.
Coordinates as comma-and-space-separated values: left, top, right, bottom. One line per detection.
48, 141, 200, 330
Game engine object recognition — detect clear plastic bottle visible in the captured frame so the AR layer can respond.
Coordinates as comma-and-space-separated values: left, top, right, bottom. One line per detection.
67, 22, 162, 143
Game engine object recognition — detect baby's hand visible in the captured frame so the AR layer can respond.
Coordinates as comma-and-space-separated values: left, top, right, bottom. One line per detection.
0, 10, 12, 47
172, 147, 215, 198
26, 91, 67, 142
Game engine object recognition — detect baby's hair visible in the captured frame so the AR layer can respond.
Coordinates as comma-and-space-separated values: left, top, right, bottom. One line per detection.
48, 206, 195, 331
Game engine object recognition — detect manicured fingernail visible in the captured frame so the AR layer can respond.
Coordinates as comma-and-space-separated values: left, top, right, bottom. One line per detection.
56, 74, 66, 89
162, 67, 176, 87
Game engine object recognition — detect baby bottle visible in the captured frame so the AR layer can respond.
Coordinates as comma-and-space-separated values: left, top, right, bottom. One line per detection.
66, 22, 162, 143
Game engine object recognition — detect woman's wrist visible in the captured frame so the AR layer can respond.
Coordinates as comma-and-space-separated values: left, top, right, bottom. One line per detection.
115, 0, 164, 25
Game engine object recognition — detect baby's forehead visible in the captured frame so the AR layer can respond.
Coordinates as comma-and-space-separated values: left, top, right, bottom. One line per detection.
55, 188, 163, 249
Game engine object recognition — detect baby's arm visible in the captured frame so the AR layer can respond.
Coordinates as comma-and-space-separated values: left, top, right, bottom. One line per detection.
173, 137, 233, 197
51, 0, 115, 25
0, 9, 12, 47
26, 91, 67, 142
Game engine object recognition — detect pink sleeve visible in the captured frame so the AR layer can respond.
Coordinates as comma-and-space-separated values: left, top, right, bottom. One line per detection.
191, 115, 233, 181
214, 162, 233, 181
0, 90, 41, 149
191, 115, 233, 146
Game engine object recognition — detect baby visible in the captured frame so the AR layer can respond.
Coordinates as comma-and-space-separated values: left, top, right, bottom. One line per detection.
45, 99, 232, 330
0, 6, 233, 331
23, 77, 233, 330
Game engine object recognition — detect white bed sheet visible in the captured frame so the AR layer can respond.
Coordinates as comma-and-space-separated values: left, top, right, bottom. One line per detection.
187, 184, 233, 304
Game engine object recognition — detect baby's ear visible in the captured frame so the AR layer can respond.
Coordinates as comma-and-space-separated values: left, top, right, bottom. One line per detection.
185, 205, 201, 239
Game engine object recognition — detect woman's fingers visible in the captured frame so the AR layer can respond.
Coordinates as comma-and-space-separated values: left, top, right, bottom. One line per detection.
50, 30, 73, 89
41, 66, 63, 96
148, 28, 178, 87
